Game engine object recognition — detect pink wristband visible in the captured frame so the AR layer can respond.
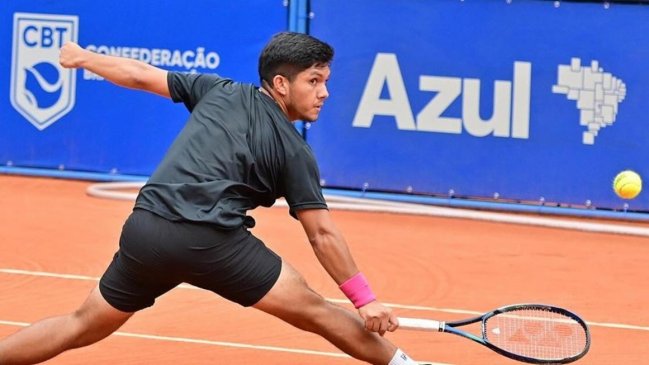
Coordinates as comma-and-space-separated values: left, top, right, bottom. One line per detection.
339, 272, 376, 308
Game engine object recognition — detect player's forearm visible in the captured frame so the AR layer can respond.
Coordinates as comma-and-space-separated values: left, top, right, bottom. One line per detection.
309, 230, 360, 285
79, 50, 156, 90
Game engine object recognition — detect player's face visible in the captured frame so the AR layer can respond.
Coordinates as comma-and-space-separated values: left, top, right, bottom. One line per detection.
285, 65, 330, 122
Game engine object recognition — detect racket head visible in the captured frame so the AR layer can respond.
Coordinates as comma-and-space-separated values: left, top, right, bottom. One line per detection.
479, 303, 590, 364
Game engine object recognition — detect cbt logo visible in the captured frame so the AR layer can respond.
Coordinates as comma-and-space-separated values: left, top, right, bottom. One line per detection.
11, 13, 78, 130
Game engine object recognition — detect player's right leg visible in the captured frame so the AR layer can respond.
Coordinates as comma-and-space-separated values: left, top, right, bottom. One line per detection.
0, 209, 180, 365
0, 285, 133, 365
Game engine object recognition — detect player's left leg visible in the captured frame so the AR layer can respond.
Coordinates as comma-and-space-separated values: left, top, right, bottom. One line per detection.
253, 260, 402, 365
184, 227, 417, 364
0, 286, 133, 365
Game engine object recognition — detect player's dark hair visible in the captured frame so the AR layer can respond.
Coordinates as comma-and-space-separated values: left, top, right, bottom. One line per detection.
258, 32, 334, 86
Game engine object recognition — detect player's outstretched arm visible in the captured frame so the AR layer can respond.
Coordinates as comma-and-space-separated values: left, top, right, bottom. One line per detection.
296, 208, 399, 336
59, 41, 170, 98
296, 208, 358, 284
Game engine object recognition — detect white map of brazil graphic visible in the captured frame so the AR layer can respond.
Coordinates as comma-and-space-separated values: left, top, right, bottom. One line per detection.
553, 58, 626, 145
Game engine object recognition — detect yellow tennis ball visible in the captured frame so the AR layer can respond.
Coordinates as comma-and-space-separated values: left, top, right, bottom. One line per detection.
613, 170, 642, 199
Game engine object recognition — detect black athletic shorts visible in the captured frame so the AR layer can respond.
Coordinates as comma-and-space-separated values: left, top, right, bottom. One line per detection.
99, 208, 282, 312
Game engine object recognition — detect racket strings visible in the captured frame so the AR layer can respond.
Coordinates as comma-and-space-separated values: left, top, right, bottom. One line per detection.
484, 308, 588, 361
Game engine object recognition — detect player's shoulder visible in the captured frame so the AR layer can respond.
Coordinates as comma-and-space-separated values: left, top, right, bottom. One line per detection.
169, 71, 237, 87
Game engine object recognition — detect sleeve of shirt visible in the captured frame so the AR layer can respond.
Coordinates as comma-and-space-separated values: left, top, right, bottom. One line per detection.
167, 72, 224, 111
283, 144, 328, 219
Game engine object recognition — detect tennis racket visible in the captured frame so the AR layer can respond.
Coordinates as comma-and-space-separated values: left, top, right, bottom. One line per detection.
398, 303, 590, 364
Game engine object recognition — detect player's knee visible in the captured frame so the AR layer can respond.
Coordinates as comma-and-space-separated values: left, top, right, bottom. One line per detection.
66, 292, 131, 348
67, 311, 118, 349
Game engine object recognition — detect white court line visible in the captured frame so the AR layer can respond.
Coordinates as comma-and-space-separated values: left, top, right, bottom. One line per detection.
0, 324, 454, 365
0, 268, 453, 365
0, 320, 453, 365
0, 321, 450, 365
2, 267, 649, 334
0, 319, 349, 359
86, 182, 649, 237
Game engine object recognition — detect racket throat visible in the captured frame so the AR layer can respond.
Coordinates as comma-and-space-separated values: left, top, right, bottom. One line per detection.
437, 321, 446, 332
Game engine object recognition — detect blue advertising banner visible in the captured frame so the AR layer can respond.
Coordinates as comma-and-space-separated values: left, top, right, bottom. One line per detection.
0, 0, 287, 176
308, 0, 649, 211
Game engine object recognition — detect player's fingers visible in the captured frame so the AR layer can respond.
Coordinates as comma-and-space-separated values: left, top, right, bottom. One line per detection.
378, 319, 389, 336
366, 317, 381, 332
387, 315, 399, 332
365, 317, 375, 332
372, 319, 381, 333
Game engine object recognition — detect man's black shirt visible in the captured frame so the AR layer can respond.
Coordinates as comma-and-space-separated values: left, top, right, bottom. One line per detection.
135, 72, 327, 229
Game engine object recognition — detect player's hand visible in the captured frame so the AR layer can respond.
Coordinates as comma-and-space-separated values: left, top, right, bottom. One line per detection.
59, 41, 86, 69
358, 300, 399, 336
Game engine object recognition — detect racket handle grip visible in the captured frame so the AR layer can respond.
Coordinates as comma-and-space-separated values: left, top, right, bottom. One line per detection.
398, 317, 443, 332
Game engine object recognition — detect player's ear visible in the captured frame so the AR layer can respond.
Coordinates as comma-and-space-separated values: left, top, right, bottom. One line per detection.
272, 75, 289, 96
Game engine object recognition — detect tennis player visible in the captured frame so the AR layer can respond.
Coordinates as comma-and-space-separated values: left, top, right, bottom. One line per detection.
0, 32, 421, 365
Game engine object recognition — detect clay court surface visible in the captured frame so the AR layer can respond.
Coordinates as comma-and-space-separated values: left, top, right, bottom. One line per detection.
1, 175, 647, 364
